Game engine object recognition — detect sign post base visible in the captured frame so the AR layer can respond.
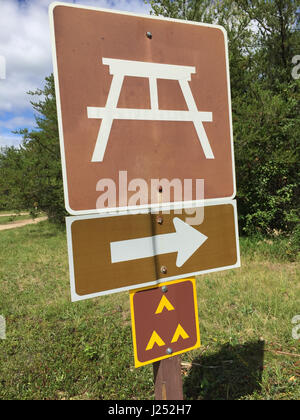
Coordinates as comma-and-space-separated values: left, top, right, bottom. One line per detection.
153, 356, 183, 400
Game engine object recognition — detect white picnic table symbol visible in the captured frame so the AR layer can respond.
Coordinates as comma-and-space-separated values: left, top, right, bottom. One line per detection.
87, 58, 214, 162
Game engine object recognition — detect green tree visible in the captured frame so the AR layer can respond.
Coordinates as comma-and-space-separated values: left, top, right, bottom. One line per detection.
230, 0, 300, 234
19, 74, 66, 223
147, 0, 300, 235
0, 146, 26, 211
0, 75, 66, 224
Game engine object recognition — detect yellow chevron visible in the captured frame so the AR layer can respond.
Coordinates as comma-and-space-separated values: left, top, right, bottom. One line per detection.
155, 295, 175, 314
145, 330, 165, 350
171, 324, 189, 343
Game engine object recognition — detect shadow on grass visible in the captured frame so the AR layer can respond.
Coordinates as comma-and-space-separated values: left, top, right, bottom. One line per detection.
184, 340, 265, 400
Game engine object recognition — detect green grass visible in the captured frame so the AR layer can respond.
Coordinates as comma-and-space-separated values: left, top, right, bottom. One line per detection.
0, 221, 299, 400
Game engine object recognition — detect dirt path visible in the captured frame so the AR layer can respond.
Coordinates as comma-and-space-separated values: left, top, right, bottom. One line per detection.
0, 217, 48, 231
0, 212, 29, 217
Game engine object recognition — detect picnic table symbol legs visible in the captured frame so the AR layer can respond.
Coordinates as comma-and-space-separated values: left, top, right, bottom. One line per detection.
87, 58, 214, 162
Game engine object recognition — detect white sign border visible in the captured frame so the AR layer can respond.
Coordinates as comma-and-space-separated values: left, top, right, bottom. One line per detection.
49, 1, 237, 216
66, 200, 240, 302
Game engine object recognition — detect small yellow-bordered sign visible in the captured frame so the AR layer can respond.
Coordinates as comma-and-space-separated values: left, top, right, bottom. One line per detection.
130, 278, 200, 368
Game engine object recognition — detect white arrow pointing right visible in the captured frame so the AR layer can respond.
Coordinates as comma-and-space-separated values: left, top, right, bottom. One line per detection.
110, 217, 208, 268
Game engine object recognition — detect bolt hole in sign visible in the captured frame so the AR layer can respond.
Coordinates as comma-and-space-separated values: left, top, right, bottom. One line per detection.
49, 2, 236, 215
130, 278, 201, 368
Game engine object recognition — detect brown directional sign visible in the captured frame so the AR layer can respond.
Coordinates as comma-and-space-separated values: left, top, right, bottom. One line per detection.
50, 3, 236, 214
130, 278, 200, 368
66, 201, 240, 301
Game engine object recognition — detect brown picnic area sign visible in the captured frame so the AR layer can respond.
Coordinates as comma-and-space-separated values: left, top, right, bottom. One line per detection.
49, 2, 236, 215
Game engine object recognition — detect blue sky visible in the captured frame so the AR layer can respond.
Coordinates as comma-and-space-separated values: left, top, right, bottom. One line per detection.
0, 0, 150, 148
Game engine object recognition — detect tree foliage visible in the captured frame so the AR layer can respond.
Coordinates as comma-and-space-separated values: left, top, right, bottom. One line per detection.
0, 75, 66, 224
148, 0, 300, 235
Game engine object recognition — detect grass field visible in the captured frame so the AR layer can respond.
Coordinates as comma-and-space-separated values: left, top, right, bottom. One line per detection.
0, 221, 299, 400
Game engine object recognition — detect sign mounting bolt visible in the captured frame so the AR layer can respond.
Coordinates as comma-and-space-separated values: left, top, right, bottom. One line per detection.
160, 266, 167, 274
161, 285, 168, 293
166, 347, 173, 355
146, 31, 152, 39
157, 216, 163, 225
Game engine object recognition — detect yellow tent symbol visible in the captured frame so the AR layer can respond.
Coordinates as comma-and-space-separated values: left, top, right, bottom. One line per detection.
155, 295, 175, 314
171, 324, 189, 343
146, 330, 165, 351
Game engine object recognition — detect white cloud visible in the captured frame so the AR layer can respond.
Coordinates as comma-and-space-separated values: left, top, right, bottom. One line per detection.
76, 0, 151, 14
0, 115, 35, 131
0, 0, 52, 112
0, 135, 23, 148
0, 0, 150, 146
0, 55, 5, 80
0, 0, 150, 113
